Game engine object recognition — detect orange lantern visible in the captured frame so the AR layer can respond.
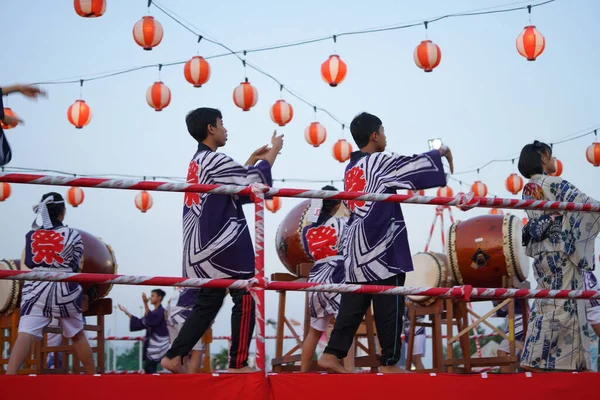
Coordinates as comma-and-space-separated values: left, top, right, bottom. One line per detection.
133, 16, 163, 51
489, 208, 504, 215
471, 180, 488, 197
414, 40, 442, 72
67, 187, 85, 207
436, 186, 453, 197
586, 143, 600, 167
516, 25, 545, 61
549, 159, 563, 176
505, 173, 524, 195
265, 197, 281, 213
321, 55, 347, 87
408, 189, 425, 196
67, 100, 92, 129
1, 108, 18, 129
74, 0, 106, 17
233, 80, 258, 111
135, 190, 153, 213
146, 81, 171, 111
332, 139, 353, 163
304, 122, 327, 147
183, 56, 211, 88
522, 217, 529, 226
0, 182, 11, 201
270, 100, 293, 126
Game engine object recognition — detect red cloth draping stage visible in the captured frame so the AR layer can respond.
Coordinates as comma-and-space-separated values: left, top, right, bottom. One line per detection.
1, 372, 597, 399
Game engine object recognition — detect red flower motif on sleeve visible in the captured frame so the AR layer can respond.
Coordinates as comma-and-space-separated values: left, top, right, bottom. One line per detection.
31, 230, 65, 264
523, 182, 545, 201
345, 165, 367, 211
185, 160, 200, 207
306, 226, 338, 260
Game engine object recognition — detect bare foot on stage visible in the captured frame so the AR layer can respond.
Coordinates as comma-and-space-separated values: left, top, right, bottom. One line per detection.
228, 366, 257, 373
318, 353, 352, 374
161, 356, 186, 374
379, 365, 409, 374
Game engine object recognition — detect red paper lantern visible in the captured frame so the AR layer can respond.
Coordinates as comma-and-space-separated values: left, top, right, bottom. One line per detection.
1, 108, 18, 129
489, 208, 504, 215
586, 143, 600, 167
67, 100, 92, 129
135, 190, 153, 213
146, 81, 171, 111
471, 181, 488, 197
183, 56, 211, 88
332, 139, 353, 163
0, 182, 11, 201
321, 55, 347, 87
549, 159, 563, 177
133, 16, 163, 51
413, 40, 442, 72
270, 100, 293, 126
505, 173, 524, 195
265, 197, 281, 213
304, 122, 327, 147
74, 0, 106, 18
516, 25, 545, 61
233, 80, 258, 111
436, 186, 453, 197
67, 187, 85, 207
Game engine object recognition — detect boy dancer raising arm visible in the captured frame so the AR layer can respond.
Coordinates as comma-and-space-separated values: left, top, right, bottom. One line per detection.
318, 112, 454, 373
161, 107, 283, 373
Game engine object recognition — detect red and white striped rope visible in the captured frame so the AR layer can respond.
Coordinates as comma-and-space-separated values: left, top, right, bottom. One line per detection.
1, 172, 599, 213
2, 270, 600, 300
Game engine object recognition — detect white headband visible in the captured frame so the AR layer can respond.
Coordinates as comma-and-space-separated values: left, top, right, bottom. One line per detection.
32, 196, 64, 230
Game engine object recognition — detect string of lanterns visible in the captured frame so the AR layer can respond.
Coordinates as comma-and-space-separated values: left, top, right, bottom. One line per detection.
15, 0, 556, 165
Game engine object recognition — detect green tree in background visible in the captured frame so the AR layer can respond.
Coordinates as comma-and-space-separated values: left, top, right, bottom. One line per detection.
212, 347, 229, 370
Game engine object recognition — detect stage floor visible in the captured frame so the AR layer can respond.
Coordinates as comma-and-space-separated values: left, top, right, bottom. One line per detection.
2, 371, 596, 399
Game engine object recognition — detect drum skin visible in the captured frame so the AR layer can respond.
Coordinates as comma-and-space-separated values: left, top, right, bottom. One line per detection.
447, 214, 515, 288
275, 200, 313, 275
406, 252, 451, 306
275, 200, 348, 276
0, 259, 24, 316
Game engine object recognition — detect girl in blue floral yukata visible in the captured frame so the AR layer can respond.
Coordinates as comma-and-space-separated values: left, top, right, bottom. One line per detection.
518, 140, 600, 372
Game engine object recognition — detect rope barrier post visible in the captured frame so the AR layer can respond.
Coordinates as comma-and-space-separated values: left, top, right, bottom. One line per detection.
252, 185, 267, 373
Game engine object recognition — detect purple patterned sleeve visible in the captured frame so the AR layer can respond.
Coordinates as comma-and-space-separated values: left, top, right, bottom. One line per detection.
377, 150, 447, 190
129, 316, 146, 331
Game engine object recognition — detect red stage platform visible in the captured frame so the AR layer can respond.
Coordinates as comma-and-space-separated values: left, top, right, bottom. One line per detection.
1, 372, 596, 399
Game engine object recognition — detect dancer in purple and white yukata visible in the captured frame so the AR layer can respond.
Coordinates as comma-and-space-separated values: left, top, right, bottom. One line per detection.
160, 107, 284, 374
299, 186, 354, 372
119, 290, 169, 374
318, 112, 454, 373
166, 288, 205, 373
7, 192, 95, 374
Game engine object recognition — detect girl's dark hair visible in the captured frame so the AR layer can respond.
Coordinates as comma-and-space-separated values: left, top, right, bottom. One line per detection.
41, 192, 66, 225
317, 185, 341, 225
518, 140, 552, 179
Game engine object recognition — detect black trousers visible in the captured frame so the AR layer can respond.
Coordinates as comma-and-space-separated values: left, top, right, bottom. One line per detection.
144, 359, 158, 374
165, 274, 255, 369
324, 274, 406, 366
